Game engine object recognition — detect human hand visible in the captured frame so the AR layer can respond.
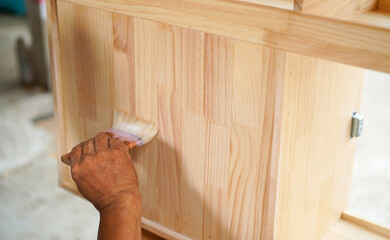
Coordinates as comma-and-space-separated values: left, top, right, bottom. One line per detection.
69, 132, 141, 212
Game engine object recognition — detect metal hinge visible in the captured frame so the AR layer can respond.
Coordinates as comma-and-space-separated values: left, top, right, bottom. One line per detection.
351, 112, 364, 138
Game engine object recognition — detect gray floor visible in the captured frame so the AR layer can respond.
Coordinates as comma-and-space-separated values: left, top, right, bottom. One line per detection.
0, 14, 99, 240
0, 11, 389, 240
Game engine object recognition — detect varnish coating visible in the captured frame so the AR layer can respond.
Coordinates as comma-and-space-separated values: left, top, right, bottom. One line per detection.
53, 1, 363, 239
56, 2, 281, 238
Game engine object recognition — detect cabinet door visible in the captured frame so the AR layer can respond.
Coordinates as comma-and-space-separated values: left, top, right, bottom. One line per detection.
52, 1, 282, 239
49, 1, 365, 239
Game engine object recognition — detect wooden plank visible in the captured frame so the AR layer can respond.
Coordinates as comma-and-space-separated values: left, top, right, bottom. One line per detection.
320, 218, 390, 240
142, 228, 165, 240
59, 0, 390, 73
55, 2, 284, 238
56, 1, 115, 193
141, 218, 191, 240
342, 213, 390, 238
379, 0, 390, 10
353, 10, 390, 29
294, 0, 378, 19
54, 2, 368, 239
235, 0, 294, 9
45, 0, 69, 190
275, 52, 364, 240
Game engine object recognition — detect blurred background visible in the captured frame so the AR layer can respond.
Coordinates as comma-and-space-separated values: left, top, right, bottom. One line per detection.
0, 0, 99, 239
0, 1, 388, 239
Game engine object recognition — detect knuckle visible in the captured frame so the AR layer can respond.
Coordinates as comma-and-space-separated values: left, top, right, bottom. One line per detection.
71, 145, 81, 154
95, 132, 107, 138
109, 138, 119, 145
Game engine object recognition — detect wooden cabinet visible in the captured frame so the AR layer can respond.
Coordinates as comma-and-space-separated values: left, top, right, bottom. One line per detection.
46, 0, 390, 239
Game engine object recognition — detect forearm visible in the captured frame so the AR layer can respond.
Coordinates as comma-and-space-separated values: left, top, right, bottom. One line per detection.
98, 194, 142, 240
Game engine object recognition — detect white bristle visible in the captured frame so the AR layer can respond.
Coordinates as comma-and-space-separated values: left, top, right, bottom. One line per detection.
112, 109, 159, 144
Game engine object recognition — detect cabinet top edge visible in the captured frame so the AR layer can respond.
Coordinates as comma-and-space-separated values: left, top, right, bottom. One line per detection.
58, 0, 390, 73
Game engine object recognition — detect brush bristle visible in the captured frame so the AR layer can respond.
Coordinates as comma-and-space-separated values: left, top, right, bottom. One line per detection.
112, 109, 158, 144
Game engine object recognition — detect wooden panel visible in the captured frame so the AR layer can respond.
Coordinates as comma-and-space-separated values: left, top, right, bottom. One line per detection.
46, 0, 68, 189
142, 229, 165, 240
353, 9, 390, 29
235, 0, 294, 9
275, 53, 364, 240
55, 2, 283, 239
379, 0, 390, 10
294, 0, 378, 19
56, 2, 115, 192
53, 1, 367, 239
60, 0, 390, 74
320, 218, 390, 240
341, 213, 390, 238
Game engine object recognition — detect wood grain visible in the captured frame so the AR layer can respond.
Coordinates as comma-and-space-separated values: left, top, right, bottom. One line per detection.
341, 213, 390, 238
320, 218, 390, 240
52, 1, 370, 239
235, 0, 294, 9
59, 0, 390, 74
45, 0, 70, 190
353, 10, 390, 29
294, 0, 378, 19
275, 52, 364, 240
55, 2, 283, 238
142, 228, 165, 240
379, 0, 390, 10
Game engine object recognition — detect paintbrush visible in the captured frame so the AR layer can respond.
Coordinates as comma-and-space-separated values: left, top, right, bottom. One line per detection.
61, 109, 159, 166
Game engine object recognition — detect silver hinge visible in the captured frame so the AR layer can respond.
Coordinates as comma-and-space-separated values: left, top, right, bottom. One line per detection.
351, 112, 364, 138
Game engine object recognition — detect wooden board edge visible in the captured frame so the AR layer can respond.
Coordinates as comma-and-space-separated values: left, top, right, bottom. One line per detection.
379, 0, 390, 11
294, 0, 378, 20
46, 0, 69, 188
260, 49, 285, 239
236, 0, 294, 10
141, 218, 192, 240
58, 0, 390, 73
341, 212, 390, 238
353, 9, 390, 29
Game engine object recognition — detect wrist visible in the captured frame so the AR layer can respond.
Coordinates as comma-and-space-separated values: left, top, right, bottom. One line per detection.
99, 192, 141, 217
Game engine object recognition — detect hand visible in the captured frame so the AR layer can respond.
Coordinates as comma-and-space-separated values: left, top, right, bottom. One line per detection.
69, 132, 141, 213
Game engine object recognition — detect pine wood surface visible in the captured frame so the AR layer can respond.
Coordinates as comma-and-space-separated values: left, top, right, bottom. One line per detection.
55, 2, 281, 238
51, 1, 367, 239
379, 0, 390, 10
59, 0, 390, 74
294, 0, 378, 19
353, 10, 390, 29
236, 0, 294, 9
320, 219, 390, 240
142, 229, 165, 240
275, 52, 364, 240
341, 213, 390, 238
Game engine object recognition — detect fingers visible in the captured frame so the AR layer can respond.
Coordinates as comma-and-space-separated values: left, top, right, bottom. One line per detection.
83, 138, 95, 155
95, 132, 109, 151
109, 137, 129, 153
69, 133, 129, 166
70, 144, 82, 165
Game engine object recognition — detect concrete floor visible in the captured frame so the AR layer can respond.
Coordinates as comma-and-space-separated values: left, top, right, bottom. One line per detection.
0, 11, 389, 240
0, 14, 99, 240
